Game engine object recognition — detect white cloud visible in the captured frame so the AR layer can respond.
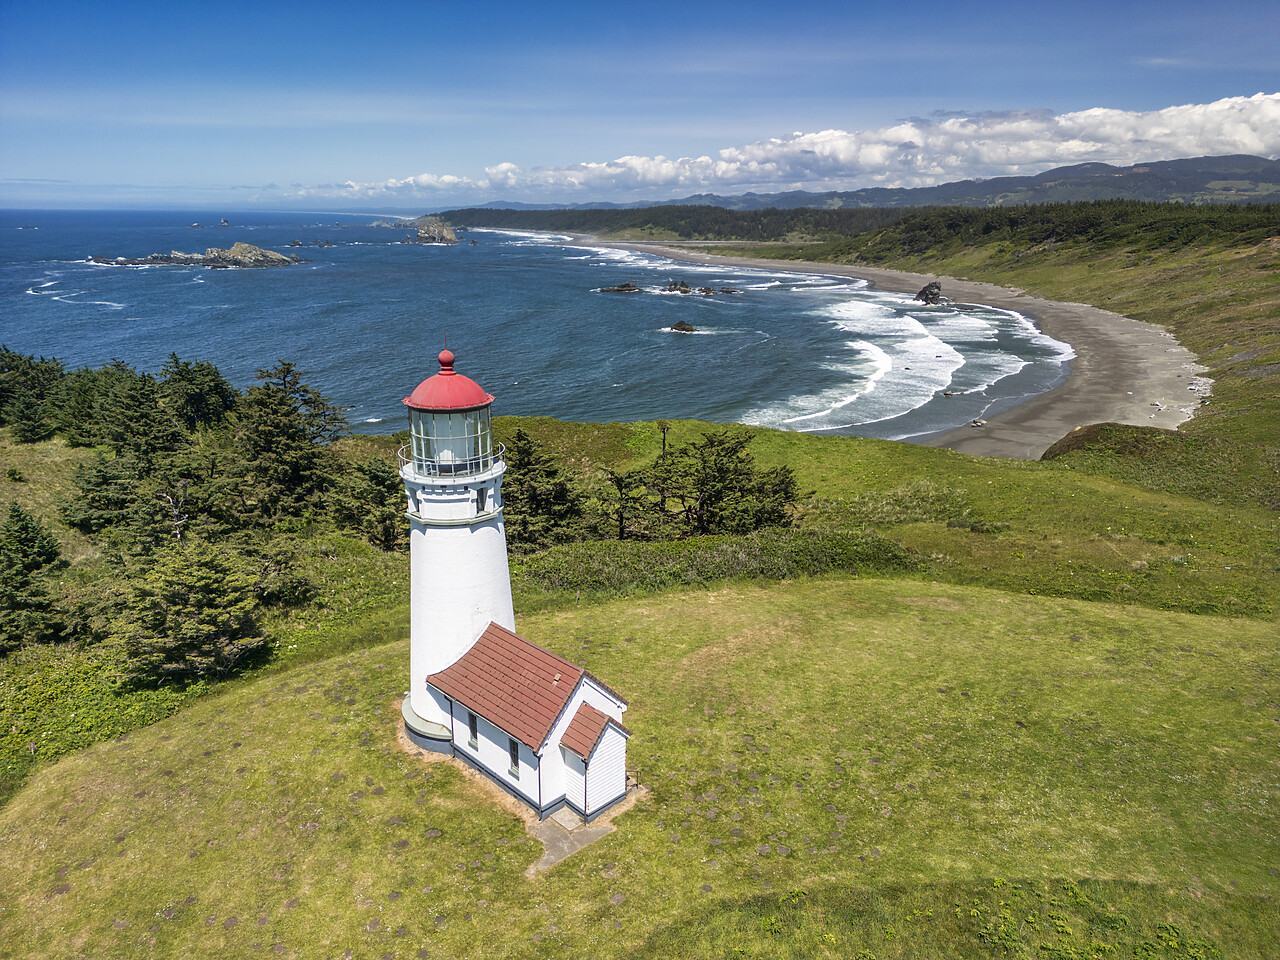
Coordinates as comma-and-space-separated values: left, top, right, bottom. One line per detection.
314, 93, 1280, 204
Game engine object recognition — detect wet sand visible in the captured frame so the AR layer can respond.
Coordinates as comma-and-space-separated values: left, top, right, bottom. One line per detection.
574, 240, 1209, 460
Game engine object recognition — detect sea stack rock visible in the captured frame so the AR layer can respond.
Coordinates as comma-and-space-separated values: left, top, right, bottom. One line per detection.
914, 281, 943, 304
671, 320, 697, 333
415, 220, 458, 244
88, 241, 304, 268
601, 282, 642, 293
373, 215, 459, 244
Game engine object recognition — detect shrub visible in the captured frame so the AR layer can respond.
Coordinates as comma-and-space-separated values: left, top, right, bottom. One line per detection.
512, 528, 920, 599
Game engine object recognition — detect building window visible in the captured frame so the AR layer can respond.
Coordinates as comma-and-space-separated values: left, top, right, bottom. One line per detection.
476, 487, 487, 513
467, 711, 478, 749
508, 738, 520, 779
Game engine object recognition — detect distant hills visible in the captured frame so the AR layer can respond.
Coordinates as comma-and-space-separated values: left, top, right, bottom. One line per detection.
447, 155, 1280, 213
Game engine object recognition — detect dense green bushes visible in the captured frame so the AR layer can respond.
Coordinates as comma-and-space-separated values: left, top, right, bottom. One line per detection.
513, 528, 919, 601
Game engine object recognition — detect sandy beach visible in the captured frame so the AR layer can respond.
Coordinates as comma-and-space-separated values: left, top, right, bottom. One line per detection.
575, 240, 1209, 460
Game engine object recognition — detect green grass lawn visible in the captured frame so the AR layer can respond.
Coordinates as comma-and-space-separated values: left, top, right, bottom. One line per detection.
2, 577, 1275, 958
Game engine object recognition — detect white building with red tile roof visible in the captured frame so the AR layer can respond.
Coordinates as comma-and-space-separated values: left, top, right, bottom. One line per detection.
398, 352, 630, 821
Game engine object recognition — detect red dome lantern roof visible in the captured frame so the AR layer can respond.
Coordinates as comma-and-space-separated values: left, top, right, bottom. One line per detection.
403, 350, 495, 411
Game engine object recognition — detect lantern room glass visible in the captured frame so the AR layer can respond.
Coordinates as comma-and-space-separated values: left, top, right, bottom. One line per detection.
408, 406, 493, 476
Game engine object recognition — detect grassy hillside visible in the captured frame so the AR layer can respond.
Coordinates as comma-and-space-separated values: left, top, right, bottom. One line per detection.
1, 578, 1275, 958
3, 204, 1277, 957
499, 418, 1279, 619
4, 412, 1278, 804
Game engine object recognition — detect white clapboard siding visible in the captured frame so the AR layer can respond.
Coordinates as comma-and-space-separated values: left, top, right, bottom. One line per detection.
451, 708, 538, 805
562, 748, 587, 812
585, 724, 628, 814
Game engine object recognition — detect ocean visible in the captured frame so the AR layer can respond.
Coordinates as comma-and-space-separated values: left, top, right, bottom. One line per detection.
0, 209, 1073, 440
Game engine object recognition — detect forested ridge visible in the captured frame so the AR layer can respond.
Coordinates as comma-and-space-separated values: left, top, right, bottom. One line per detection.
441, 204, 915, 241
443, 199, 1280, 251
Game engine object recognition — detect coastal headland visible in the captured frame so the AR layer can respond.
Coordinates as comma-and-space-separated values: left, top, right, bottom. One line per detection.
576, 239, 1208, 460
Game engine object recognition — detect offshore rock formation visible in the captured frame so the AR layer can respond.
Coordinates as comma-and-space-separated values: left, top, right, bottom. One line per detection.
670, 320, 697, 333
601, 282, 642, 293
914, 281, 944, 304
89, 242, 304, 268
371, 215, 459, 245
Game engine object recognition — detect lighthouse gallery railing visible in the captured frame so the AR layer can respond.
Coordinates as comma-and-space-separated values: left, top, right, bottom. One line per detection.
398, 442, 505, 478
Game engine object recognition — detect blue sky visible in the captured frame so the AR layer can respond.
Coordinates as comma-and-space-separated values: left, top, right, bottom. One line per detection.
1, 0, 1277, 209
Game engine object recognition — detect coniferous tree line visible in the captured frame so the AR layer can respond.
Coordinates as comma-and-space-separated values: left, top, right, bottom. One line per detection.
2, 349, 802, 682
820, 199, 1280, 260
0, 349, 403, 681
442, 204, 915, 241
499, 426, 800, 551
441, 199, 1280, 251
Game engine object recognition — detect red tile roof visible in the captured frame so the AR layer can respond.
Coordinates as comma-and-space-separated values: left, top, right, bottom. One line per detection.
561, 702, 630, 760
427, 622, 583, 751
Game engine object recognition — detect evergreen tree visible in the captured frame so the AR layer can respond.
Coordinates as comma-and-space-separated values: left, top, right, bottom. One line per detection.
0, 348, 64, 427
5, 388, 53, 443
159, 354, 238, 431
332, 456, 406, 551
63, 454, 144, 535
0, 503, 64, 652
601, 468, 649, 541
646, 430, 799, 536
501, 428, 584, 551
1, 502, 63, 574
0, 557, 61, 653
233, 363, 345, 522
49, 363, 149, 448
116, 538, 263, 683
97, 370, 184, 472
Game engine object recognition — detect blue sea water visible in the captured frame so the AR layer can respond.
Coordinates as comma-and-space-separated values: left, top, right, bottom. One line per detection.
0, 209, 1073, 440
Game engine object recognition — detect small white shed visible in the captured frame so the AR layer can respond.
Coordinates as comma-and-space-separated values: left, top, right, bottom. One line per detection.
426, 622, 630, 822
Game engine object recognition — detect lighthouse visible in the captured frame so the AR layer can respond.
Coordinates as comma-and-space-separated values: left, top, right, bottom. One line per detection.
399, 349, 515, 751
397, 350, 632, 821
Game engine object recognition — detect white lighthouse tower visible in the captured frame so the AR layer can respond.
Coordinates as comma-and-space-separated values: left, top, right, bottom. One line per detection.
399, 349, 515, 751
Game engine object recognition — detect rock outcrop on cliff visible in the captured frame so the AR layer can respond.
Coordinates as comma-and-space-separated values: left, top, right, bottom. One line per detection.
90, 242, 304, 268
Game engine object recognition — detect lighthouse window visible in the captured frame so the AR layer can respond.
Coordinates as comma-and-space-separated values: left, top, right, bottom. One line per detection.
408, 407, 494, 477
467, 711, 478, 749
476, 487, 487, 513
508, 738, 520, 779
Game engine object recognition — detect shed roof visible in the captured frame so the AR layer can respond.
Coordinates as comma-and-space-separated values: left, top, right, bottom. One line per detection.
427, 622, 583, 751
561, 701, 631, 761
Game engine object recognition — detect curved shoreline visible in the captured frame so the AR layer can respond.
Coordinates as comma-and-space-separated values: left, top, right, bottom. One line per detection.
571, 238, 1209, 460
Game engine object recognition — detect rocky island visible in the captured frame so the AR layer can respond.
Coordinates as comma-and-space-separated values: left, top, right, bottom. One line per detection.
89, 241, 305, 268
369, 215, 459, 245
